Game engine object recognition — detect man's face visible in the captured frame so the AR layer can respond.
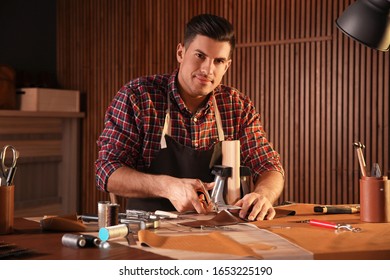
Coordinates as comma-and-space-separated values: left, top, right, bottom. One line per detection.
176, 35, 232, 103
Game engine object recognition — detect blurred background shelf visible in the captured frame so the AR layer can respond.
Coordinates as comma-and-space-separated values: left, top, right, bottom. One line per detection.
0, 110, 84, 216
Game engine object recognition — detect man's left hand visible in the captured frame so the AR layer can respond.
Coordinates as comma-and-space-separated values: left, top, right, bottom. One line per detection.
234, 193, 276, 221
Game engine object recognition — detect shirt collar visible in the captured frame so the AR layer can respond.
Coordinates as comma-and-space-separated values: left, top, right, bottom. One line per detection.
168, 69, 217, 116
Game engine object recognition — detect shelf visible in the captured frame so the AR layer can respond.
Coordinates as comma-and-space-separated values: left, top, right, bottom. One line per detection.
0, 111, 83, 214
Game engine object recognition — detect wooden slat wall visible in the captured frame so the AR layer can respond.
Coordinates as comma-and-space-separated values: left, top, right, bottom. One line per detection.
57, 0, 390, 214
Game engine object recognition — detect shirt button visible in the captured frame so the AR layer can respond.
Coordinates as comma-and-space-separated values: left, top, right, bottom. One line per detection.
193, 117, 197, 123
194, 143, 199, 148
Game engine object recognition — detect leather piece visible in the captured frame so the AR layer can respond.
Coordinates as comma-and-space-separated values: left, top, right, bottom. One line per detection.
274, 208, 296, 218
138, 229, 263, 259
179, 208, 296, 228
179, 210, 241, 228
40, 214, 86, 232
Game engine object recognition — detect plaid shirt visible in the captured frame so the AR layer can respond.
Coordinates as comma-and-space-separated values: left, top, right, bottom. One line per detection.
95, 69, 284, 191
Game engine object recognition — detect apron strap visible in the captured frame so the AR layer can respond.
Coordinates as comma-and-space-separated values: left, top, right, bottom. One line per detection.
160, 93, 224, 148
160, 96, 172, 149
212, 95, 225, 141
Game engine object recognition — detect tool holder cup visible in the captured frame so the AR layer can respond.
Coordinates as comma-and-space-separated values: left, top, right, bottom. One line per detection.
360, 176, 390, 223
0, 184, 14, 234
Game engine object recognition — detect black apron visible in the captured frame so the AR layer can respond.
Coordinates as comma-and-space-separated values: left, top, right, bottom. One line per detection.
126, 94, 225, 211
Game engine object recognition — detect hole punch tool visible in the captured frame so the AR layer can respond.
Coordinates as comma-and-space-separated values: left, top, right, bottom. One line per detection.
120, 210, 161, 230
298, 219, 362, 233
210, 165, 232, 211
210, 165, 251, 212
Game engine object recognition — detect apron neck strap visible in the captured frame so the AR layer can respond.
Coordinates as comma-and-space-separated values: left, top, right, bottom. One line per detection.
160, 96, 172, 149
212, 95, 225, 141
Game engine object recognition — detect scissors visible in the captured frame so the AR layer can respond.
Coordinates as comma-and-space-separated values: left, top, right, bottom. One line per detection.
0, 145, 19, 186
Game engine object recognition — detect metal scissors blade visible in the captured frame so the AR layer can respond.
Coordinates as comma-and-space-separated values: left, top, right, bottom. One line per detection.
1, 145, 19, 169
0, 145, 19, 185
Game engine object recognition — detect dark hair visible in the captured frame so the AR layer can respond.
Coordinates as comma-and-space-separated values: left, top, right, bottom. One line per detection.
184, 14, 235, 58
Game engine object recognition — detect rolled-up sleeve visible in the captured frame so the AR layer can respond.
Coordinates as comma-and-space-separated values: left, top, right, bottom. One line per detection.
95, 87, 141, 192
239, 97, 284, 183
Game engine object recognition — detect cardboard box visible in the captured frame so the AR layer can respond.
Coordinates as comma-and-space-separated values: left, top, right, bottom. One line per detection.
19, 88, 80, 112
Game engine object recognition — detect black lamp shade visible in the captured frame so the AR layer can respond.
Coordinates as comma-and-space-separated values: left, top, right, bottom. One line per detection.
336, 0, 390, 51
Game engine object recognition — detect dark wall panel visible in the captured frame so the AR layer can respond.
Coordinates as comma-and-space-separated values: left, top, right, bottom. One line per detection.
57, 0, 390, 214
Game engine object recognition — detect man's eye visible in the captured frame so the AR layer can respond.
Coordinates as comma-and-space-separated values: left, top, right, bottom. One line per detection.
195, 53, 205, 59
215, 59, 225, 64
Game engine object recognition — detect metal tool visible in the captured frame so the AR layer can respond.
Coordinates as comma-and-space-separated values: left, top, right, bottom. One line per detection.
210, 165, 252, 211
154, 210, 179, 219
125, 209, 158, 220
210, 165, 232, 211
121, 209, 161, 229
299, 219, 362, 233
371, 163, 382, 178
0, 145, 19, 186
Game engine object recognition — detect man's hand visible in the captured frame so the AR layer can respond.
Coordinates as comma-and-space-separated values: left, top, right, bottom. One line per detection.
107, 167, 215, 214
163, 177, 214, 214
234, 192, 276, 221
234, 171, 284, 221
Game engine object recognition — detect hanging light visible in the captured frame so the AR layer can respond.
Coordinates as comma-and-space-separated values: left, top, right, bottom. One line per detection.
336, 0, 390, 51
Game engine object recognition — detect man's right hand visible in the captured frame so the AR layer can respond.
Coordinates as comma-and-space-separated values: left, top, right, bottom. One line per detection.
162, 177, 214, 214
107, 167, 214, 214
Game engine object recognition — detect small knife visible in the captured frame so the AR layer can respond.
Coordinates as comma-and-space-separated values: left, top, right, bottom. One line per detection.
371, 163, 381, 178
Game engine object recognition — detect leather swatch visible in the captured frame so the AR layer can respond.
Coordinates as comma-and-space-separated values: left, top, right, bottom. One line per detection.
138, 229, 263, 259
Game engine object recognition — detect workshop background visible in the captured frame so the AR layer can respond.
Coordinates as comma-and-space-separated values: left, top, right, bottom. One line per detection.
1, 0, 389, 214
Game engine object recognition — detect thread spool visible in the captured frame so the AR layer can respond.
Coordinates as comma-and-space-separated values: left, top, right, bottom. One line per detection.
98, 201, 110, 228
99, 224, 129, 242
62, 233, 86, 248
83, 234, 101, 247
106, 203, 119, 226
98, 201, 119, 228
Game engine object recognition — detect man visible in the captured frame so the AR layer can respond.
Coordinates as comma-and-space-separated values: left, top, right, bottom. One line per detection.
96, 14, 284, 221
